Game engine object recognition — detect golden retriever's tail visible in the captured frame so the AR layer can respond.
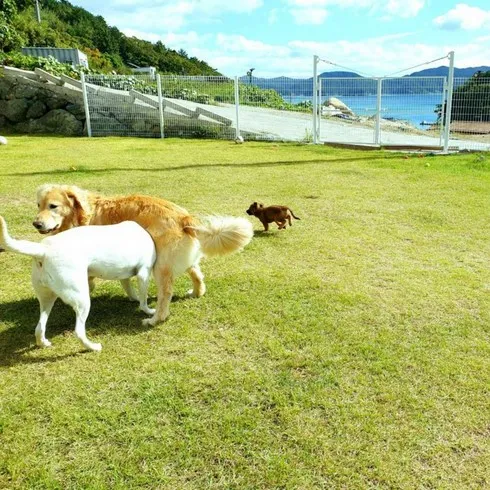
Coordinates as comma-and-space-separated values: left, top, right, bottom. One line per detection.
187, 216, 253, 257
0, 216, 46, 259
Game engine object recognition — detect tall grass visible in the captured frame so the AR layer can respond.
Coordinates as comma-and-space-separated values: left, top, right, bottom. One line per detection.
0, 137, 489, 489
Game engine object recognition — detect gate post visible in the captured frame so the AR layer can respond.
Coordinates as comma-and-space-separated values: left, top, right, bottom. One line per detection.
374, 78, 382, 145
156, 73, 164, 139
313, 55, 319, 144
234, 76, 241, 140
443, 51, 455, 153
81, 72, 92, 138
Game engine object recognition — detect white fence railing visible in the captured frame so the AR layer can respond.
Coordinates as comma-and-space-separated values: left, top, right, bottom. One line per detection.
82, 73, 490, 151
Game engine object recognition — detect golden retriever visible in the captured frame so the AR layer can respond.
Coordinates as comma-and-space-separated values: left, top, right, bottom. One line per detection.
33, 184, 254, 326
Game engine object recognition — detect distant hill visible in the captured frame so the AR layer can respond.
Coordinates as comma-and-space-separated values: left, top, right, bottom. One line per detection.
240, 71, 362, 97
246, 67, 490, 98
319, 71, 362, 78
408, 66, 490, 77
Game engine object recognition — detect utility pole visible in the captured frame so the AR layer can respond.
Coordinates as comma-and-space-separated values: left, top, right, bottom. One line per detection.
246, 68, 255, 85
35, 0, 41, 23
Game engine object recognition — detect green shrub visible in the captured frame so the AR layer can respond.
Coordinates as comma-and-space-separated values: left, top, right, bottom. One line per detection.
0, 52, 89, 79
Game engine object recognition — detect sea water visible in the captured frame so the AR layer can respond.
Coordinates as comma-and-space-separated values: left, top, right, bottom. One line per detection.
285, 93, 444, 130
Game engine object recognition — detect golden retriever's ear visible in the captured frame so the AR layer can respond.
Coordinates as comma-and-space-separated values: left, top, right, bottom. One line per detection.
65, 186, 91, 226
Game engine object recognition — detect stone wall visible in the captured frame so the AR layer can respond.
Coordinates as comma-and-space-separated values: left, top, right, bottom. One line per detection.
0, 67, 242, 140
0, 67, 86, 136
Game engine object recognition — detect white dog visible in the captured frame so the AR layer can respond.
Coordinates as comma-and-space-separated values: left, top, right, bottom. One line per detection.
0, 216, 156, 351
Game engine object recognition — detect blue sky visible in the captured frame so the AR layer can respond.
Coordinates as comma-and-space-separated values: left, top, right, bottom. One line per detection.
71, 0, 490, 77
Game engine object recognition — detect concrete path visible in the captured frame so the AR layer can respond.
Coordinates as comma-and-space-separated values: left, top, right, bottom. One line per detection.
98, 88, 489, 150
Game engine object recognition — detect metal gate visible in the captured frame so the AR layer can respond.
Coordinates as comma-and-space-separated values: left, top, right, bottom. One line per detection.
315, 76, 447, 149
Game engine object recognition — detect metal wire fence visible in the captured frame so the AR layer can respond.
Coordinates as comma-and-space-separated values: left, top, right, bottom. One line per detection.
82, 72, 490, 151
450, 76, 490, 151
318, 76, 447, 148
84, 74, 162, 138
238, 77, 313, 141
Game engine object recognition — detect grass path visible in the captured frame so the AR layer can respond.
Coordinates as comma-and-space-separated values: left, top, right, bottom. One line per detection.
0, 137, 489, 489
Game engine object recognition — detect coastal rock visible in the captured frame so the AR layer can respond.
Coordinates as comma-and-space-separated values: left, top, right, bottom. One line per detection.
325, 97, 355, 116
322, 104, 342, 116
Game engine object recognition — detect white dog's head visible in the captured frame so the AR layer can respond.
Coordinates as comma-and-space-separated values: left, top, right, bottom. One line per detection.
33, 184, 92, 234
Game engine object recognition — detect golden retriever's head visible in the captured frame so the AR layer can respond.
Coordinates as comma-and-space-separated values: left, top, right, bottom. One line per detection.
33, 184, 92, 234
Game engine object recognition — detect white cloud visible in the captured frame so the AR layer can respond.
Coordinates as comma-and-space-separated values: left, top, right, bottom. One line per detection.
111, 0, 148, 6
162, 31, 204, 44
106, 0, 263, 32
385, 0, 425, 18
289, 8, 328, 24
74, 0, 490, 78
286, 0, 328, 5
116, 26, 490, 78
290, 37, 444, 76
216, 34, 291, 57
284, 0, 425, 23
433, 4, 490, 31
108, 3, 193, 32
110, 0, 263, 11
122, 29, 162, 43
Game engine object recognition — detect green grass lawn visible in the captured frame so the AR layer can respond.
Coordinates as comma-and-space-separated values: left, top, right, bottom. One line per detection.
0, 137, 489, 489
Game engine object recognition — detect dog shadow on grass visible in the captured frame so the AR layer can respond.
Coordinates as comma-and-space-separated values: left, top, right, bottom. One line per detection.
3, 153, 407, 178
0, 293, 188, 367
253, 230, 289, 238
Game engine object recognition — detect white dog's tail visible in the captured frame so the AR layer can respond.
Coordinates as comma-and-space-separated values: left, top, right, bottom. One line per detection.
188, 216, 253, 257
0, 216, 46, 259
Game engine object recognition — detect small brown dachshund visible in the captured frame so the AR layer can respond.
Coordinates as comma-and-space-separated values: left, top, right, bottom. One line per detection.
246, 202, 300, 231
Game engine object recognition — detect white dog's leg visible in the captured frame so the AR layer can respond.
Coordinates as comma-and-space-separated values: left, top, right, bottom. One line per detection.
136, 267, 155, 315
34, 288, 57, 348
73, 297, 102, 352
120, 278, 138, 301
59, 284, 102, 352
187, 263, 206, 298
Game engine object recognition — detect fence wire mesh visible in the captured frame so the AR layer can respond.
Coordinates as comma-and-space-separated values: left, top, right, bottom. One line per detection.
85, 74, 162, 138
159, 76, 237, 140
320, 77, 377, 145
238, 77, 313, 141
81, 73, 490, 151
319, 77, 447, 147
450, 76, 490, 151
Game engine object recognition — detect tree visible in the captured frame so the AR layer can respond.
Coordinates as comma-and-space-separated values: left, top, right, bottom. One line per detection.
0, 0, 22, 51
